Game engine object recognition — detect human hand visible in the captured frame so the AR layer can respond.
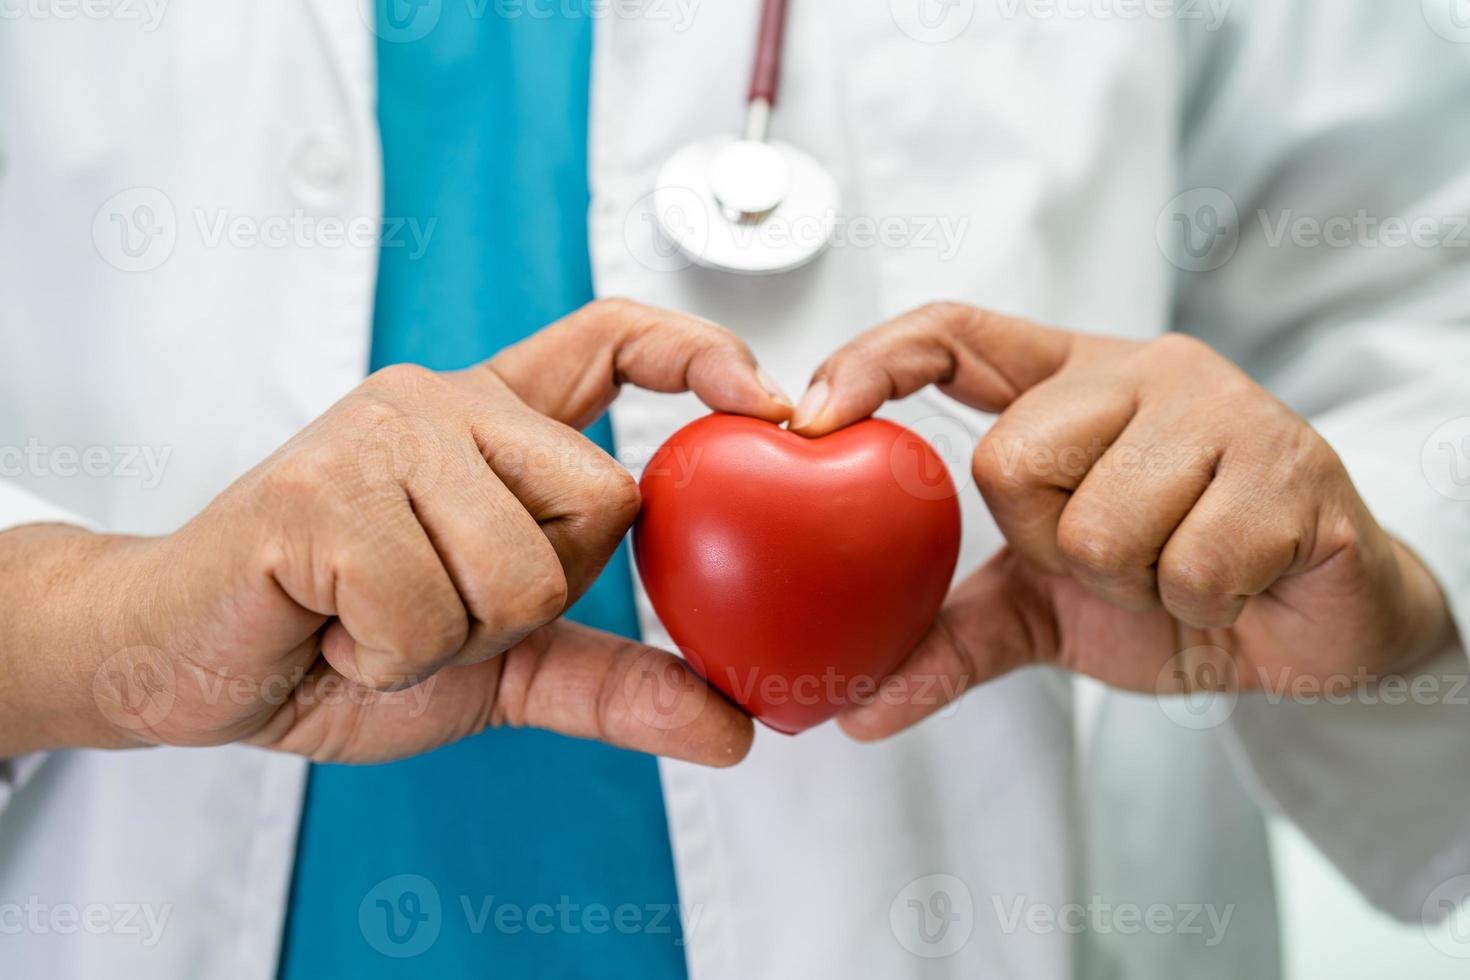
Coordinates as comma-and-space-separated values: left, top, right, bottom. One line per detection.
1, 300, 791, 765
789, 303, 1454, 738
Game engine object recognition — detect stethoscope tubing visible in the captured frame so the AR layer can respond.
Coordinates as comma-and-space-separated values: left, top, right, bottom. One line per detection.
748, 0, 790, 107
653, 0, 840, 275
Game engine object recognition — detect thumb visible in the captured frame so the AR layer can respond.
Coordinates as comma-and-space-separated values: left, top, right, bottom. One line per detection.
472, 298, 792, 430
837, 549, 1055, 741
494, 620, 756, 767
791, 302, 1073, 437
248, 620, 756, 767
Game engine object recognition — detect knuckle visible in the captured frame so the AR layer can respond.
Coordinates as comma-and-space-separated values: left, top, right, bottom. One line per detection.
595, 461, 643, 527
340, 564, 467, 665
587, 296, 639, 320
1246, 527, 1307, 578
362, 361, 441, 397
581, 297, 748, 363
343, 393, 408, 435
342, 394, 454, 495
488, 543, 567, 637
972, 432, 1033, 499
577, 297, 650, 340
260, 454, 324, 505
406, 598, 470, 663
1239, 413, 1341, 492
1285, 424, 1341, 480
261, 446, 358, 512
1317, 511, 1365, 565
1159, 551, 1234, 601
594, 675, 636, 744
1056, 516, 1142, 580
496, 561, 570, 634
914, 300, 972, 327
343, 390, 420, 444
690, 321, 745, 355
565, 450, 642, 528
663, 309, 745, 357
1204, 377, 1261, 415
1302, 426, 1341, 466
1146, 331, 1214, 365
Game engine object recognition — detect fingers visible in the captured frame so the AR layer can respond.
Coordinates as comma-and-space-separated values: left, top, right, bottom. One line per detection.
471, 298, 792, 430
411, 439, 571, 665
469, 401, 642, 603
452, 298, 793, 606
343, 362, 639, 668
490, 621, 754, 766
1051, 407, 1218, 611
317, 495, 470, 690
1156, 465, 1310, 629
973, 379, 1137, 576
808, 316, 1313, 634
837, 550, 1055, 741
791, 302, 1074, 436
446, 297, 787, 617
373, 411, 639, 674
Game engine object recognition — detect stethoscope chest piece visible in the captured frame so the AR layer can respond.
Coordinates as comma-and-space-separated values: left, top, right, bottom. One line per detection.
655, 133, 839, 276
653, 0, 839, 276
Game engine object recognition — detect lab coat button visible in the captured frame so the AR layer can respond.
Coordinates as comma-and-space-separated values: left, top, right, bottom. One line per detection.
289, 133, 353, 206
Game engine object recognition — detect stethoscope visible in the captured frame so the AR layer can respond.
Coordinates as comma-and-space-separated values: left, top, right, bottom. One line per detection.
654, 0, 840, 276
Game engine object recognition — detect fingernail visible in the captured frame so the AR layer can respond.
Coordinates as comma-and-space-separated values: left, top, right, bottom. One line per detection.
835, 704, 882, 742
756, 368, 792, 406
792, 379, 830, 430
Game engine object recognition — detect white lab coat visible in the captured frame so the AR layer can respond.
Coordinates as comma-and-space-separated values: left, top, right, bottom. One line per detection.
2, 1, 1469, 978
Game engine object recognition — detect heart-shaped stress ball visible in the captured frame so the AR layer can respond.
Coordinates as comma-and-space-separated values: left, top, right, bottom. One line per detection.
634, 414, 961, 734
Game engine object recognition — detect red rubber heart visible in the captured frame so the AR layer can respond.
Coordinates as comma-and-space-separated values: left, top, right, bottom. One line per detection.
634, 414, 962, 734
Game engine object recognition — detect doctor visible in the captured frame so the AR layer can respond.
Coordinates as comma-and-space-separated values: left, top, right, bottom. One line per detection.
3, 2, 1470, 980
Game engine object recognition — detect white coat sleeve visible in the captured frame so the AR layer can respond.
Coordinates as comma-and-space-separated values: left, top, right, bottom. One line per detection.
1172, 1, 1470, 920
0, 480, 94, 815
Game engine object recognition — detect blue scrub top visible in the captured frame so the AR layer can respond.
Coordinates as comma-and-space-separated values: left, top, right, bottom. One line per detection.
277, 5, 688, 977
